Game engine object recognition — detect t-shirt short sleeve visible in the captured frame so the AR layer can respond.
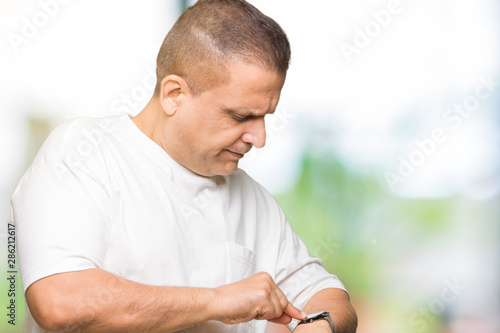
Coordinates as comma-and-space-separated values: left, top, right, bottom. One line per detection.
273, 208, 346, 325
244, 175, 347, 313
11, 160, 111, 292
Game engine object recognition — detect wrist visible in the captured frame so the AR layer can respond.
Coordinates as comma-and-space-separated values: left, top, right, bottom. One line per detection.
294, 318, 331, 332
203, 288, 223, 321
294, 311, 334, 333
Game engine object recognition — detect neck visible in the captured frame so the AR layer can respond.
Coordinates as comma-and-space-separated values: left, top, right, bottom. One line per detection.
132, 97, 168, 151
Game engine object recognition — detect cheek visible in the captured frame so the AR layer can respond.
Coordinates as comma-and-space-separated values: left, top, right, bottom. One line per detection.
207, 120, 243, 145
221, 127, 245, 145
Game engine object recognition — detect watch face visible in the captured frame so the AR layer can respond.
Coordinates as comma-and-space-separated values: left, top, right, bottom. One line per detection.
306, 311, 328, 320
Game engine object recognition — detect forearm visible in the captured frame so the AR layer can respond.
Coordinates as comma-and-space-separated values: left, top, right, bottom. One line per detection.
26, 269, 217, 333
294, 288, 357, 333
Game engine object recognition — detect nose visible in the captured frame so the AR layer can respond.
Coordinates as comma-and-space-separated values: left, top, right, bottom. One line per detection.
241, 117, 266, 149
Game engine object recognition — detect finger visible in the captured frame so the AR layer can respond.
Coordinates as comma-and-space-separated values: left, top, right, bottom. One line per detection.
268, 287, 285, 319
268, 313, 293, 325
282, 301, 307, 320
274, 286, 307, 320
257, 278, 288, 321
257, 293, 283, 321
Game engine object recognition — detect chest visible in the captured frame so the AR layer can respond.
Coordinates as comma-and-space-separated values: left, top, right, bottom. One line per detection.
100, 170, 277, 289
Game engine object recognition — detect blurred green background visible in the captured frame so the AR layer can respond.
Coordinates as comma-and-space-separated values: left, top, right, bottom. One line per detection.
1, 0, 499, 332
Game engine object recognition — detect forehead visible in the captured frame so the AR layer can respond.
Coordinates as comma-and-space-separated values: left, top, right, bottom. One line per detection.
205, 61, 285, 114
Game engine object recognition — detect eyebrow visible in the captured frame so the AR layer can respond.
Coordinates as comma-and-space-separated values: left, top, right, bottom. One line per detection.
221, 105, 276, 117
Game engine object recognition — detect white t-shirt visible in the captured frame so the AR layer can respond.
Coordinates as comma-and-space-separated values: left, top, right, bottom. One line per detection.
11, 114, 345, 333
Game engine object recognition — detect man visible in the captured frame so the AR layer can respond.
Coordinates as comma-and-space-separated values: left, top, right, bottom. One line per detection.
11, 0, 357, 332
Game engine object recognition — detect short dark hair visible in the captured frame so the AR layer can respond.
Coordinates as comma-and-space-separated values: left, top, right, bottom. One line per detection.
154, 0, 291, 95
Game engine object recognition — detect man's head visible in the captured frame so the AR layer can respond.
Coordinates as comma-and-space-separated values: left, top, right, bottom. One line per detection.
154, 0, 291, 95
141, 0, 290, 177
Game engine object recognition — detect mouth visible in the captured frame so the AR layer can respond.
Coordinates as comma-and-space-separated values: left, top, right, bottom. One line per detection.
226, 149, 245, 159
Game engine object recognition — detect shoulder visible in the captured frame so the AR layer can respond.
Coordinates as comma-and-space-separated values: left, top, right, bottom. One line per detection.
31, 116, 121, 168
13, 116, 124, 194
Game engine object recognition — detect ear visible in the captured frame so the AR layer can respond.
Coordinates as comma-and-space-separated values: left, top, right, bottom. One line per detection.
159, 75, 191, 116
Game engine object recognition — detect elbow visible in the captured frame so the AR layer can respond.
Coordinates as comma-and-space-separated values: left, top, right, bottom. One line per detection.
35, 308, 75, 333
345, 300, 358, 333
38, 307, 91, 333
350, 309, 358, 333
27, 288, 93, 332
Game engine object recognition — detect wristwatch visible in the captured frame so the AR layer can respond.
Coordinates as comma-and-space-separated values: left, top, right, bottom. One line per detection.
296, 311, 335, 332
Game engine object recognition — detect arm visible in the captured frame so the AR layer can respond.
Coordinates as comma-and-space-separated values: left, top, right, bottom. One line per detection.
293, 288, 357, 333
26, 269, 306, 333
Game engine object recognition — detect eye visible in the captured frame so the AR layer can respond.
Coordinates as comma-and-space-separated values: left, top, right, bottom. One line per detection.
232, 113, 248, 122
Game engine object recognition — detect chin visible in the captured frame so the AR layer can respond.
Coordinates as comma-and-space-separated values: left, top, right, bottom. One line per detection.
212, 161, 239, 176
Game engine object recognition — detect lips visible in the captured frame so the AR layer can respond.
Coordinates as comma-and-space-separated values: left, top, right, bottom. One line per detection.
225, 145, 251, 159
227, 150, 245, 158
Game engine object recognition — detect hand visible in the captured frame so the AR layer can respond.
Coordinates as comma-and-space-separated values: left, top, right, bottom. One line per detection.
211, 272, 306, 325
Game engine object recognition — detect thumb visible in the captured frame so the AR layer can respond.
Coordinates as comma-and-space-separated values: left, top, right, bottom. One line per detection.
282, 302, 307, 320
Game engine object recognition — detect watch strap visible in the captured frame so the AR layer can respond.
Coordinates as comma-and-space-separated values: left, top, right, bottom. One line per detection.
296, 311, 335, 333
325, 313, 335, 333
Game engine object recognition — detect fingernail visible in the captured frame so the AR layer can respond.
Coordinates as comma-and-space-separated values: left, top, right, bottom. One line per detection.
301, 311, 307, 318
